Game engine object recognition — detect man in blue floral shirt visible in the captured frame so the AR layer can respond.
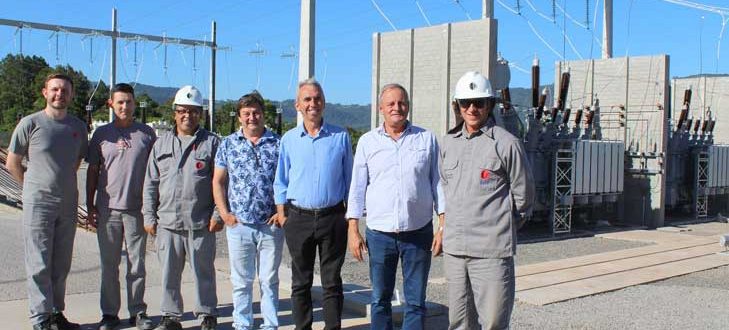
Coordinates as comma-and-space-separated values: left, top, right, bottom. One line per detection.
212, 91, 282, 330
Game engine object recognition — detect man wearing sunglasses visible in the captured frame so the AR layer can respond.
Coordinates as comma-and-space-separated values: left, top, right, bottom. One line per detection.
439, 71, 535, 329
143, 85, 222, 330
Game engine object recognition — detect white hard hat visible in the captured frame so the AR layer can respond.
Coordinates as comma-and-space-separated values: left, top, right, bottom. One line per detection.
453, 71, 494, 100
174, 85, 204, 107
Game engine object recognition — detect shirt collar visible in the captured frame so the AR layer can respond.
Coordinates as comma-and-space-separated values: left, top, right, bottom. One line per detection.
452, 117, 495, 140
236, 128, 274, 142
297, 120, 329, 137
376, 120, 411, 137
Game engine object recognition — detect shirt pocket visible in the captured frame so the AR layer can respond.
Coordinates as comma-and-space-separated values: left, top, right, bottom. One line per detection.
442, 159, 459, 183
478, 158, 504, 193
156, 152, 174, 177
192, 155, 211, 177
409, 146, 429, 165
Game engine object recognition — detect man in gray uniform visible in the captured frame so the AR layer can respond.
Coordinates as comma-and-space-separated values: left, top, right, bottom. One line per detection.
143, 85, 222, 330
86, 83, 156, 330
438, 71, 535, 330
6, 73, 88, 330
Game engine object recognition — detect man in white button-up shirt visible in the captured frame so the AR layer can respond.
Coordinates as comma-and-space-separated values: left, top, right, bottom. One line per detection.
346, 83, 445, 330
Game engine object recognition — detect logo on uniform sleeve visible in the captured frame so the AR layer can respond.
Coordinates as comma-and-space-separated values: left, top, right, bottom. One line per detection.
195, 161, 205, 170
480, 169, 490, 180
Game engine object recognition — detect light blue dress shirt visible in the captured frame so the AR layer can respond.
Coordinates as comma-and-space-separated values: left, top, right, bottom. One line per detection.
346, 122, 445, 232
274, 122, 353, 209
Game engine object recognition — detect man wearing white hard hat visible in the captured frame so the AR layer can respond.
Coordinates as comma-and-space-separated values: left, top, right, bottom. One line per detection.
438, 71, 534, 329
143, 85, 223, 330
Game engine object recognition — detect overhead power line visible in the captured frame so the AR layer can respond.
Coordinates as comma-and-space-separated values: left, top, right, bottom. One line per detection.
370, 0, 397, 31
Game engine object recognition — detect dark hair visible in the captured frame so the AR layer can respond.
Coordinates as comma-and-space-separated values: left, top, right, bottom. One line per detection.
44, 73, 74, 89
237, 90, 265, 115
110, 83, 135, 98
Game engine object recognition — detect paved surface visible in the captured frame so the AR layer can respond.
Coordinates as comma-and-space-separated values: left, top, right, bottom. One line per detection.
0, 204, 370, 329
3, 198, 729, 329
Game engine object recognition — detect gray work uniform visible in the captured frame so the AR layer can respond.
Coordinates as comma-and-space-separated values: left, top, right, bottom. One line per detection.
87, 122, 156, 318
143, 128, 220, 318
8, 110, 88, 325
439, 119, 535, 330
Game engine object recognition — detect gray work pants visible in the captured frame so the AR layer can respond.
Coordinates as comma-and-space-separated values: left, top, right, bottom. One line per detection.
97, 208, 148, 318
156, 227, 218, 317
23, 203, 77, 325
444, 254, 515, 330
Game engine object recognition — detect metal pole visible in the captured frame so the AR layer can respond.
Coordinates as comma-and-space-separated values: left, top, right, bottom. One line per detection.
482, 0, 494, 19
298, 0, 315, 125
110, 8, 117, 121
602, 0, 613, 58
209, 21, 217, 132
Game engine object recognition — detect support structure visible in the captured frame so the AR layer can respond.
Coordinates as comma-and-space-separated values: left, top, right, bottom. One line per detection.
552, 143, 575, 234
0, 13, 218, 128
482, 0, 494, 19
297, 0, 315, 124
602, 0, 613, 58
209, 21, 217, 131
110, 8, 117, 120
696, 150, 709, 217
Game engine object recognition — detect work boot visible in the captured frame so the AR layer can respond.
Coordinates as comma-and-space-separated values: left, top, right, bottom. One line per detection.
51, 312, 80, 330
130, 312, 155, 330
97, 314, 120, 330
32, 319, 52, 330
200, 315, 217, 330
154, 316, 182, 330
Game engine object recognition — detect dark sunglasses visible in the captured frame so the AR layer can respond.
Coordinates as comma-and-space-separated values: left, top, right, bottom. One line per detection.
456, 98, 488, 109
174, 109, 201, 115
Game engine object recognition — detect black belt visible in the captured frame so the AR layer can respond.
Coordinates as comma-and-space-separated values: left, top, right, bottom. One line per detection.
286, 201, 345, 217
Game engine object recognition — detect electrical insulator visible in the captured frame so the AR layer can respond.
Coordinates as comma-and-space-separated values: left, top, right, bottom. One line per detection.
618, 106, 626, 127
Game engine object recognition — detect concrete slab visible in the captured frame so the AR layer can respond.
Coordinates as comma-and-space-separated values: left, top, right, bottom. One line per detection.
516, 253, 729, 306
516, 223, 729, 306
516, 243, 719, 291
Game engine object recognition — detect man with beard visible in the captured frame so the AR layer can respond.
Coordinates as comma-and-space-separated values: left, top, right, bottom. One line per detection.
6, 73, 88, 330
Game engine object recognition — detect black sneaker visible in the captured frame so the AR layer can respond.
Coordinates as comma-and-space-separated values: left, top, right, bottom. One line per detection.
154, 316, 182, 330
51, 312, 80, 330
130, 312, 155, 330
97, 315, 120, 330
200, 316, 217, 330
32, 319, 52, 330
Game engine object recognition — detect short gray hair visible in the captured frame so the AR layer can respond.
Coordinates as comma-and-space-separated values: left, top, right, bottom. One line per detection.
296, 78, 325, 100
378, 83, 410, 106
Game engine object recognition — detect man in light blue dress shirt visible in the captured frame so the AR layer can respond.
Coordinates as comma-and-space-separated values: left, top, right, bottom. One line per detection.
346, 83, 445, 330
273, 79, 353, 330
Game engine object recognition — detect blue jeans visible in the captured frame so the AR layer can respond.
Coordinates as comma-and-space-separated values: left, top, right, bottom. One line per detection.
227, 222, 284, 330
366, 221, 433, 330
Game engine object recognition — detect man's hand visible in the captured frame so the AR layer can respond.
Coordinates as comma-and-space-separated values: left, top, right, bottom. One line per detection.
209, 218, 224, 232
275, 205, 288, 227
347, 219, 367, 262
433, 213, 445, 256
144, 223, 157, 236
221, 212, 238, 227
86, 205, 98, 228
267, 213, 278, 226
432, 226, 444, 256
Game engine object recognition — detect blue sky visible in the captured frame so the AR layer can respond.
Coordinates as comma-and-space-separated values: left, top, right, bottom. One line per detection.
2, 0, 727, 105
